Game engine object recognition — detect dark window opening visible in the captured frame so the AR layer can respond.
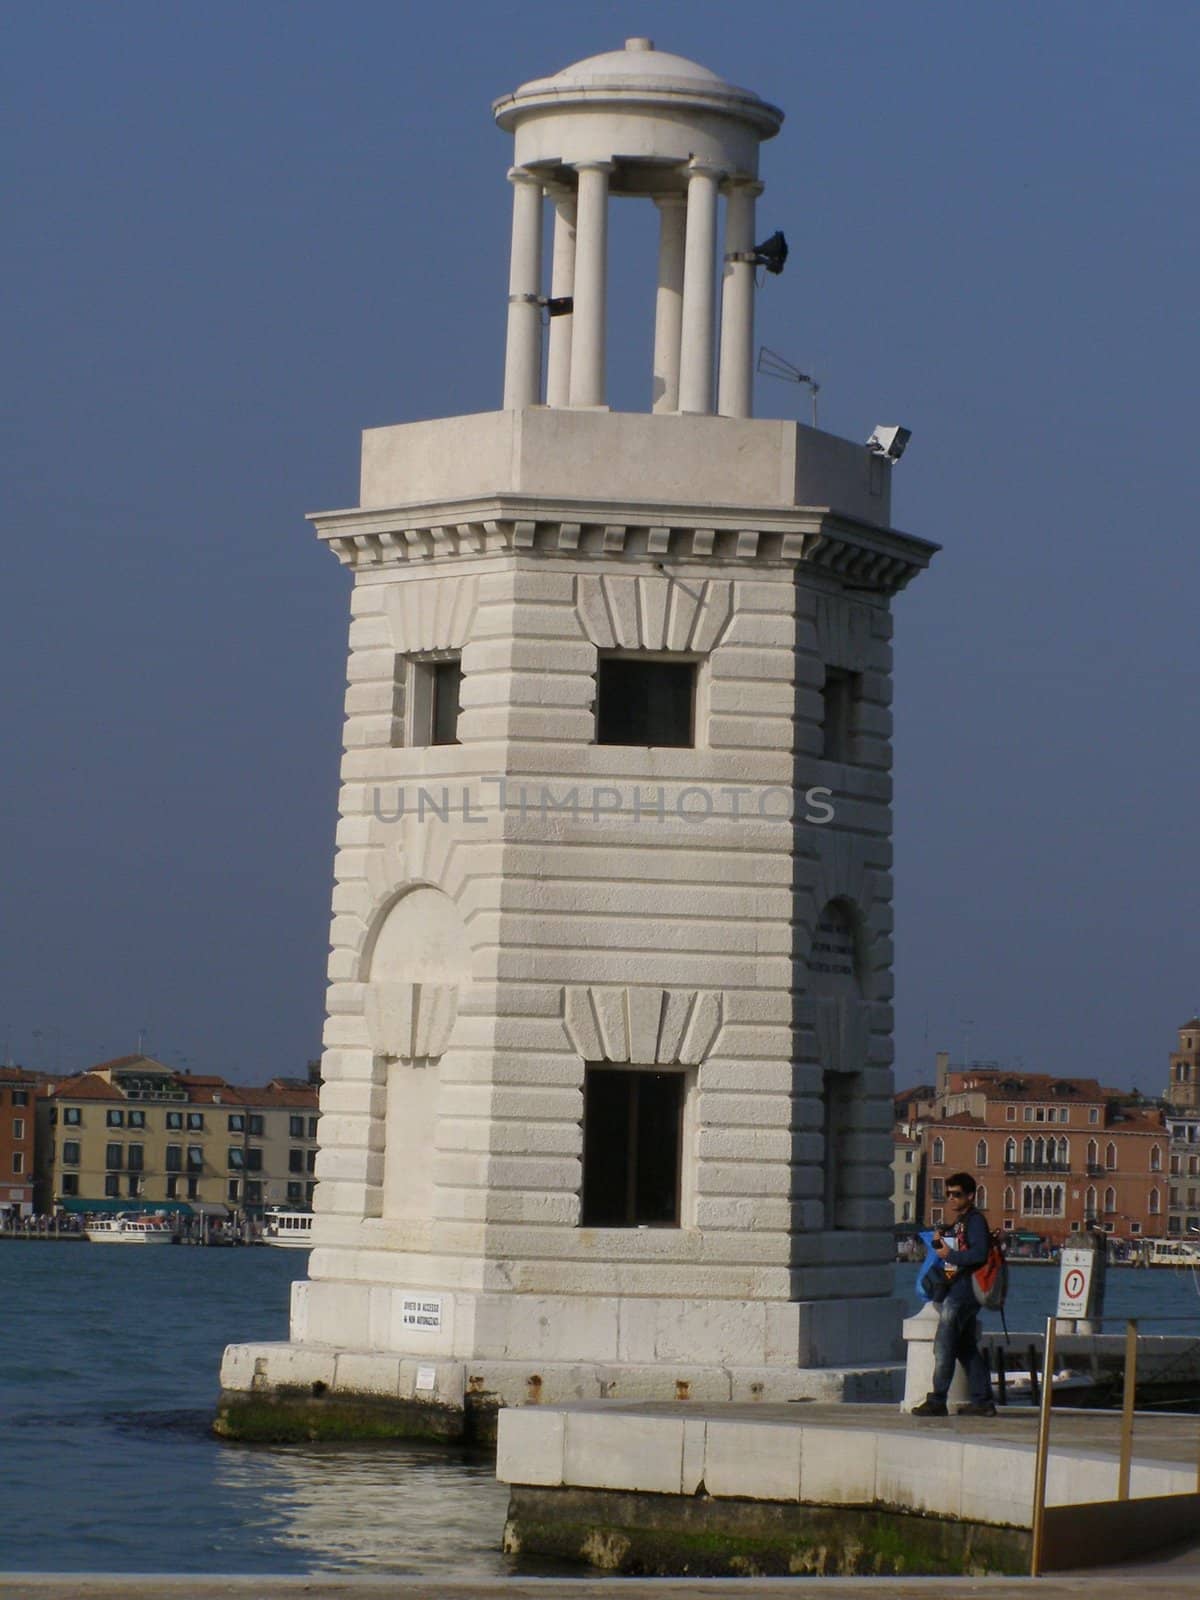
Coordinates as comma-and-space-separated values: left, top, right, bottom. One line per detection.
165, 1144, 182, 1173
400, 654, 463, 747
105, 1144, 123, 1171
166, 1174, 179, 1198
104, 1174, 119, 1198
61, 1173, 79, 1197
595, 656, 695, 748
821, 1070, 857, 1228
581, 1066, 684, 1227
128, 1144, 144, 1172
288, 1148, 304, 1173
820, 667, 860, 762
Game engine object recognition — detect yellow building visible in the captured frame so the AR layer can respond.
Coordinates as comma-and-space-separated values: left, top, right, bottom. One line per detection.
35, 1055, 319, 1219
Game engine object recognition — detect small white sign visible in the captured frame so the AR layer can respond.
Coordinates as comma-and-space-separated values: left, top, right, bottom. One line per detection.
1056, 1247, 1094, 1318
415, 1364, 437, 1392
401, 1295, 443, 1331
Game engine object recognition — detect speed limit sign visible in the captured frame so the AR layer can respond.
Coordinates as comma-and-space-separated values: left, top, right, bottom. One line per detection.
1057, 1249, 1093, 1317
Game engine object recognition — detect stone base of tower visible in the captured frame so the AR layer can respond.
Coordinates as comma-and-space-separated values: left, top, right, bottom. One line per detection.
216, 1340, 903, 1445
216, 1285, 905, 1444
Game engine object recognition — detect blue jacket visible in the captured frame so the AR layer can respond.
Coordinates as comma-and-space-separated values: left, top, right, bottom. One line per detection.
942, 1208, 990, 1304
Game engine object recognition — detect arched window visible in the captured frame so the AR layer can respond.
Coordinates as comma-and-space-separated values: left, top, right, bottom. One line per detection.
1022, 1136, 1033, 1164
1032, 1184, 1044, 1214
932, 1137, 944, 1166
976, 1139, 988, 1167
1149, 1187, 1161, 1215
1004, 1185, 1015, 1211
1022, 1184, 1032, 1213
1035, 1136, 1045, 1165
1086, 1185, 1097, 1218
1087, 1138, 1098, 1167
1005, 1137, 1016, 1165
1106, 1142, 1117, 1170
1150, 1145, 1162, 1172
976, 1183, 988, 1209
1104, 1186, 1116, 1213
1057, 1137, 1069, 1165
1053, 1185, 1064, 1216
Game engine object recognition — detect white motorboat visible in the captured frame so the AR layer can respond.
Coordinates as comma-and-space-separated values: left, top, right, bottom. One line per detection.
1141, 1238, 1200, 1268
85, 1213, 175, 1245
262, 1207, 313, 1248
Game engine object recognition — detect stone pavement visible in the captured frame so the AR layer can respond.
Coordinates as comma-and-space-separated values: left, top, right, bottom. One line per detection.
3, 1556, 1200, 1600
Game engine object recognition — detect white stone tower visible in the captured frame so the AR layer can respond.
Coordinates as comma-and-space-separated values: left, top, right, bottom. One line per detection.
221, 39, 936, 1439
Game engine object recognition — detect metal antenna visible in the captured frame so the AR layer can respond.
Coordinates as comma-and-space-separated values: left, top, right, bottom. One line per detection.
757, 346, 820, 426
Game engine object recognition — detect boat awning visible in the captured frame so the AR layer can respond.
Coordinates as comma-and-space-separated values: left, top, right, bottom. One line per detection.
57, 1197, 195, 1217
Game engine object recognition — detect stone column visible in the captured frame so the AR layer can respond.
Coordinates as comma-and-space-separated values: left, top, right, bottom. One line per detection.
677, 161, 723, 415
652, 195, 686, 413
502, 167, 543, 411
545, 188, 577, 409
717, 179, 761, 419
569, 161, 612, 408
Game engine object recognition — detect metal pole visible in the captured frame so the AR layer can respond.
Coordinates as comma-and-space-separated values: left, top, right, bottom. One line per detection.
1118, 1319, 1138, 1500
1029, 1315, 1057, 1578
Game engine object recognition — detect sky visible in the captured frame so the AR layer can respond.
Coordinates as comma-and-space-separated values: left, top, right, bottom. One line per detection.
3, 1, 1197, 1092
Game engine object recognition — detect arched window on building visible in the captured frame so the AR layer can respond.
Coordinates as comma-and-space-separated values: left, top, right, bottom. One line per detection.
1004, 1185, 1015, 1211
1005, 1137, 1016, 1165
1034, 1136, 1045, 1165
1150, 1145, 1163, 1172
932, 1137, 944, 1166
976, 1183, 987, 1209
1104, 1185, 1116, 1213
1052, 1184, 1065, 1216
1022, 1136, 1033, 1164
1105, 1142, 1117, 1170
1085, 1185, 1097, 1218
1087, 1138, 1099, 1167
1149, 1187, 1161, 1214
976, 1139, 988, 1167
1057, 1137, 1069, 1165
1022, 1184, 1032, 1213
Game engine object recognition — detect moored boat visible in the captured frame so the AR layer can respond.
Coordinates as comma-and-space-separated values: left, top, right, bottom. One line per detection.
84, 1213, 175, 1245
1141, 1238, 1200, 1268
261, 1206, 313, 1248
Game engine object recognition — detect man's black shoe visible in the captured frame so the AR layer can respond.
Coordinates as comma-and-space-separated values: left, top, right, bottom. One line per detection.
910, 1398, 948, 1416
955, 1400, 997, 1417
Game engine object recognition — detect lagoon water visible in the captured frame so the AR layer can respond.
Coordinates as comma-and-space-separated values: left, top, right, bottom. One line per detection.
0, 1244, 1196, 1575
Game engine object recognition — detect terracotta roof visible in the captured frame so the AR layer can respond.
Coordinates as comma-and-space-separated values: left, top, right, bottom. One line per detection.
0, 1066, 37, 1085
948, 1071, 1106, 1102
1179, 1017, 1200, 1032
234, 1083, 320, 1108
47, 1074, 125, 1102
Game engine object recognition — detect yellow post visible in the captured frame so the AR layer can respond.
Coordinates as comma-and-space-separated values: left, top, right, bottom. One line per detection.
1029, 1314, 1058, 1578
1117, 1319, 1138, 1500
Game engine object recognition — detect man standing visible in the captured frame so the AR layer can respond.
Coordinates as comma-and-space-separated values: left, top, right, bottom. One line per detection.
911, 1170, 996, 1417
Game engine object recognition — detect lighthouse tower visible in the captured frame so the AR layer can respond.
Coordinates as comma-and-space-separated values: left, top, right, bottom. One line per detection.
220, 39, 936, 1438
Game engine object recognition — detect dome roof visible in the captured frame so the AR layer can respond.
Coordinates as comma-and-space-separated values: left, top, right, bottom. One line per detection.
495, 39, 783, 139
532, 39, 728, 91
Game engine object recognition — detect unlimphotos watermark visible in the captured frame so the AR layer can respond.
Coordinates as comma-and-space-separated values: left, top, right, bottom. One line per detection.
369, 778, 836, 826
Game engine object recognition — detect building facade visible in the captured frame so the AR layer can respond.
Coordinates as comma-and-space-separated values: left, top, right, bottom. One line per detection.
911, 1069, 1168, 1246
0, 1066, 37, 1220
1166, 1017, 1200, 1113
34, 1055, 319, 1217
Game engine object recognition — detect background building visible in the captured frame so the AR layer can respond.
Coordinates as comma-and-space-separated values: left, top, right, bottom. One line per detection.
896, 1062, 1169, 1247
1166, 1017, 1200, 1112
34, 1055, 319, 1219
0, 1066, 37, 1220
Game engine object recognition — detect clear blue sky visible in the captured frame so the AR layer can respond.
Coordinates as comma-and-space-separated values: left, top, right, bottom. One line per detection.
4, 2, 1197, 1091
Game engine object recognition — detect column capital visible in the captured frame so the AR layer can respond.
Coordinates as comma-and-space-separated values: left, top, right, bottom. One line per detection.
685, 158, 726, 181
722, 175, 764, 199
571, 159, 615, 174
653, 193, 687, 211
507, 166, 543, 187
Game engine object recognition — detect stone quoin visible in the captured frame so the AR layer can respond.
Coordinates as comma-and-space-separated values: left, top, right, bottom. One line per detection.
217, 36, 938, 1443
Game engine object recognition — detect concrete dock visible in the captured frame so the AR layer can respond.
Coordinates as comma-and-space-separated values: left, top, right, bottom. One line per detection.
497, 1400, 1200, 1575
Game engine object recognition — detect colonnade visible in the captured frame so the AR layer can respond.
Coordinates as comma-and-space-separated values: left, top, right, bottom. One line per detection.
502, 160, 762, 418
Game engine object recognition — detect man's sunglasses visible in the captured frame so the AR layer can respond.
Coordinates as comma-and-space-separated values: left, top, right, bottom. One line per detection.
946, 1189, 966, 1198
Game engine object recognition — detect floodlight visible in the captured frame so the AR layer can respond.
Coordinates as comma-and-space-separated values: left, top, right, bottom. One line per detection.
866, 425, 911, 462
